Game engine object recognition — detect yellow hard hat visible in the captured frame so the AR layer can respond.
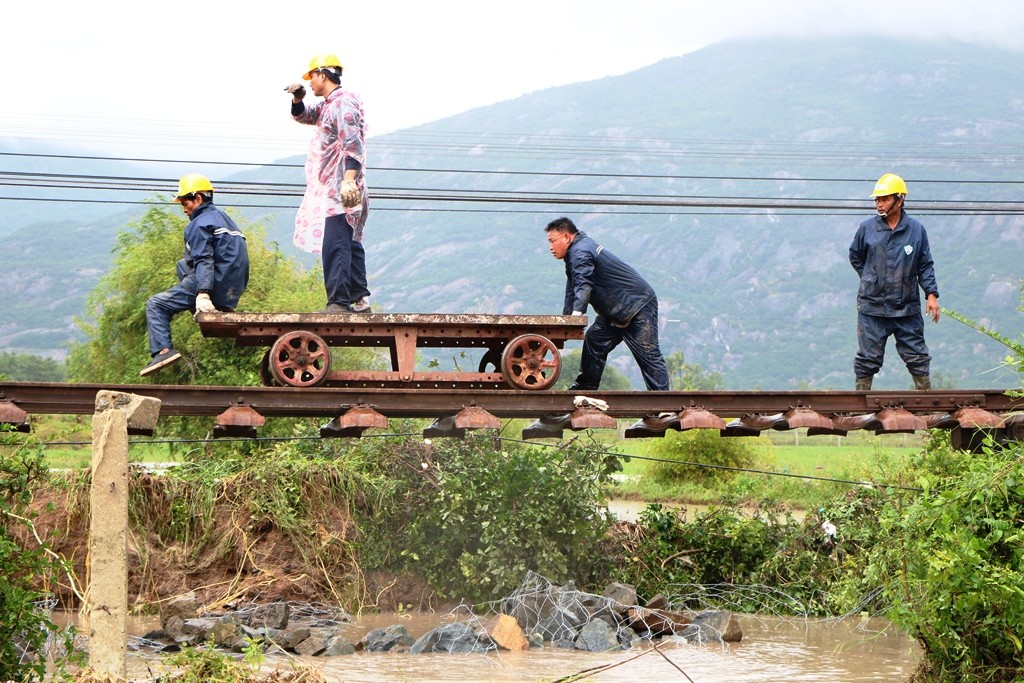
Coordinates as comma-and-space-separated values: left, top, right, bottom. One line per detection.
303, 54, 343, 80
870, 173, 908, 198
175, 173, 214, 200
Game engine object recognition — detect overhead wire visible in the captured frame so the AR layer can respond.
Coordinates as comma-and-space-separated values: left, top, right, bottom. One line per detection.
37, 430, 920, 491
3, 141, 1024, 216
3, 166, 1024, 215
5, 149, 1024, 184
0, 198, 863, 217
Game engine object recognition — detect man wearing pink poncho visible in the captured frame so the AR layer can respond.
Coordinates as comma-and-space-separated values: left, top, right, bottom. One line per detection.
286, 53, 371, 313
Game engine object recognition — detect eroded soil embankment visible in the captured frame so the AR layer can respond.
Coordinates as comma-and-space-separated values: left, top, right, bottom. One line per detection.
17, 474, 442, 613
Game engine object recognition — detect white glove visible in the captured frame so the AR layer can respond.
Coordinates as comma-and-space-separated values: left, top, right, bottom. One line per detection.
195, 293, 217, 314
574, 395, 609, 411
571, 311, 584, 316
341, 179, 361, 208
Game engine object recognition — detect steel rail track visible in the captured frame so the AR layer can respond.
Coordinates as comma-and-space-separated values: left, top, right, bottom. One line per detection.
1, 382, 1019, 420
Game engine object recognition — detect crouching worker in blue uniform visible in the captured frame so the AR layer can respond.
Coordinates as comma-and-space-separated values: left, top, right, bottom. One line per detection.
140, 174, 250, 377
545, 217, 670, 391
849, 173, 939, 391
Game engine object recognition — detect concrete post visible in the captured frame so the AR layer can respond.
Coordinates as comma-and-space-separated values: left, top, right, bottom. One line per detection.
85, 391, 160, 678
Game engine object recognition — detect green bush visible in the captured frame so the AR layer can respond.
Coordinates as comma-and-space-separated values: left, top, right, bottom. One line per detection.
647, 430, 768, 486
158, 640, 326, 682
0, 428, 77, 681
847, 432, 1024, 681
614, 500, 845, 612
361, 434, 620, 603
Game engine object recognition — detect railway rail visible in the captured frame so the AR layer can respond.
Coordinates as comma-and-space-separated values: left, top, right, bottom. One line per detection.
2, 382, 1021, 446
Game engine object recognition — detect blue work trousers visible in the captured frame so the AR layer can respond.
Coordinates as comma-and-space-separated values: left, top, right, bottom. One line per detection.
572, 298, 670, 391
854, 312, 931, 378
323, 214, 370, 306
145, 260, 198, 356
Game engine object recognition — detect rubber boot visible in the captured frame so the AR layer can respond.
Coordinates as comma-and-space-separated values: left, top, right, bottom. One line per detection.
912, 374, 931, 391
855, 376, 872, 391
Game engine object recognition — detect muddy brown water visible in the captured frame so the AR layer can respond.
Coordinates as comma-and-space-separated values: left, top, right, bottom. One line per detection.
111, 612, 919, 682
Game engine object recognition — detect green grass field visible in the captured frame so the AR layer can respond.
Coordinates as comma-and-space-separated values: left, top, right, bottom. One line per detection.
607, 429, 922, 509
17, 415, 184, 469
43, 442, 180, 470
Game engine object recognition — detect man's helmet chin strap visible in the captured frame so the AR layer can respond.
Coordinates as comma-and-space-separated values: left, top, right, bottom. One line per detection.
877, 195, 903, 217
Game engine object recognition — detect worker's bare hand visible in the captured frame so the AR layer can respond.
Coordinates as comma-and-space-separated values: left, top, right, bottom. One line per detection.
284, 83, 306, 101
926, 295, 940, 323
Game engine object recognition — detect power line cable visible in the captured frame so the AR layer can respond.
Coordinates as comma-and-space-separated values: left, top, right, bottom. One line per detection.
0, 198, 877, 216
2, 195, 1019, 216
38, 430, 922, 491
5, 149, 1024, 184
4, 170, 1024, 213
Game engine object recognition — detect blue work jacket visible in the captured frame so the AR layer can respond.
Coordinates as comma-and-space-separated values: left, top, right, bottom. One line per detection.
562, 232, 656, 326
849, 211, 938, 318
183, 201, 249, 309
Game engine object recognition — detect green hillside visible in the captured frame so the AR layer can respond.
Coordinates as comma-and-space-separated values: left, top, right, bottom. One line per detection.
1, 37, 1022, 389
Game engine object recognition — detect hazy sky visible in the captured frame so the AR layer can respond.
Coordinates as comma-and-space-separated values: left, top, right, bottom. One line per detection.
2, 0, 1024, 164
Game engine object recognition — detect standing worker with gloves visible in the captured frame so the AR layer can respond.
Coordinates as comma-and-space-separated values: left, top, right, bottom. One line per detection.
286, 54, 371, 314
140, 174, 249, 377
545, 217, 670, 391
849, 173, 940, 391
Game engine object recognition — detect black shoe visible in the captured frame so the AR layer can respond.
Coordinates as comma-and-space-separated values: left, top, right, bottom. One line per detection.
319, 303, 355, 314
140, 349, 182, 377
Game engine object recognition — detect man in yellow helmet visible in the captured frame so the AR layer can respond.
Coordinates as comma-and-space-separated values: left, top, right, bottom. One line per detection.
140, 174, 250, 377
285, 54, 371, 313
849, 173, 939, 391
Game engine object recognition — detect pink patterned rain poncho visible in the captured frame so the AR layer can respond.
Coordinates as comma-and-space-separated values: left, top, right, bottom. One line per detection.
292, 87, 367, 254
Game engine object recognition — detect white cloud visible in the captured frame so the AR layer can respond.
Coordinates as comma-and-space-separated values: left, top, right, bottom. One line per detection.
1, 0, 1022, 164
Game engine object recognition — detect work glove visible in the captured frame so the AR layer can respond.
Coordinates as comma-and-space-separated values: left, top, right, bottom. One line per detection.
284, 83, 306, 100
574, 395, 609, 412
195, 293, 217, 314
341, 178, 361, 208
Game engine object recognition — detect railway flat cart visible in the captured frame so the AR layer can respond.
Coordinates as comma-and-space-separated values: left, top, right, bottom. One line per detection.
197, 312, 587, 390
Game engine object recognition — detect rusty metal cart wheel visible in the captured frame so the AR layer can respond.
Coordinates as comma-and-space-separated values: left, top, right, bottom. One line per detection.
500, 334, 560, 390
268, 331, 332, 387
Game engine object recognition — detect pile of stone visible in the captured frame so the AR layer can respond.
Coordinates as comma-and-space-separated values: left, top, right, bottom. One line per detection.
141, 595, 357, 656
138, 580, 742, 659
502, 579, 742, 651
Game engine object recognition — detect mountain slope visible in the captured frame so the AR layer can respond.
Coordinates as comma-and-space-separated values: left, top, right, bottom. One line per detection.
2, 37, 1022, 389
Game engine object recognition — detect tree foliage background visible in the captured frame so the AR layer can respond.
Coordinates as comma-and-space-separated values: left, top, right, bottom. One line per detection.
65, 204, 384, 440
0, 352, 65, 382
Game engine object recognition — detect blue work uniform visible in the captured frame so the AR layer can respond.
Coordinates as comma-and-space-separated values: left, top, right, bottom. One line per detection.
849, 211, 938, 379
562, 232, 670, 391
145, 201, 249, 355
